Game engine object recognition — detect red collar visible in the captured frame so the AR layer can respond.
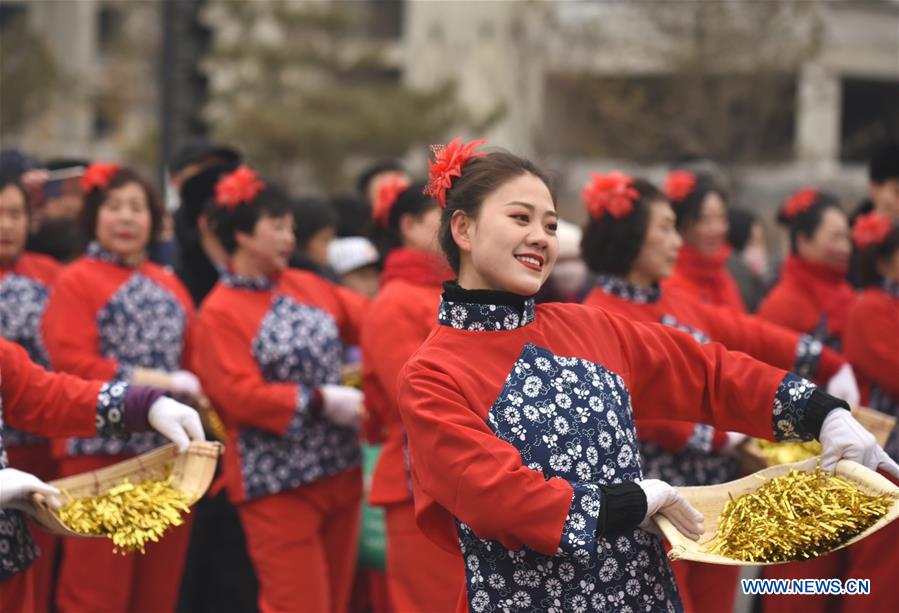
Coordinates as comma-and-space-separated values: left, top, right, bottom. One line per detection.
381, 248, 453, 287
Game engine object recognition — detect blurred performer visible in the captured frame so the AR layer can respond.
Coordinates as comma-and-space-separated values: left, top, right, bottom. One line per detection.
194, 166, 368, 612
42, 163, 203, 612
362, 178, 462, 612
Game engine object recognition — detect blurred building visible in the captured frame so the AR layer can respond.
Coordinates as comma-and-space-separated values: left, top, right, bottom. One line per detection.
0, 0, 159, 166
2, 0, 896, 214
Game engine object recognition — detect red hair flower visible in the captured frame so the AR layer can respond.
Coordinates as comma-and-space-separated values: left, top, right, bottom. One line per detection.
215, 165, 265, 209
782, 188, 818, 219
423, 136, 487, 208
663, 171, 696, 203
373, 173, 411, 227
80, 162, 120, 193
581, 171, 638, 220
852, 212, 893, 249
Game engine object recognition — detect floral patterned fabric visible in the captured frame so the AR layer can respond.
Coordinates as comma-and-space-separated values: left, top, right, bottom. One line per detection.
438, 297, 536, 332
237, 294, 360, 501
0, 380, 128, 580
595, 275, 661, 305
68, 267, 184, 457
0, 273, 52, 447
792, 334, 824, 380
771, 373, 818, 441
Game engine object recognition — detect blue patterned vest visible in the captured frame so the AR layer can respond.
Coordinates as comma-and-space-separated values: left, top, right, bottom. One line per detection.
222, 272, 360, 501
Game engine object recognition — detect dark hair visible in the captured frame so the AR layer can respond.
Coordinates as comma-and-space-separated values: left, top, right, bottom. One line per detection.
580, 179, 665, 277
207, 182, 293, 254
292, 196, 337, 250
0, 172, 29, 214
670, 173, 727, 231
332, 194, 373, 238
727, 207, 758, 253
178, 159, 240, 227
81, 167, 164, 246
869, 141, 899, 184
356, 160, 405, 196
856, 224, 899, 288
26, 218, 85, 263
437, 151, 554, 273
777, 191, 844, 255
372, 181, 437, 257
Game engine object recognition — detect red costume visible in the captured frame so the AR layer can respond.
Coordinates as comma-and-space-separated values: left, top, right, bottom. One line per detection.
0, 339, 136, 612
193, 268, 368, 612
758, 255, 855, 348
583, 276, 847, 612
398, 285, 831, 612
664, 244, 746, 312
361, 248, 462, 612
0, 252, 61, 611
41, 242, 196, 613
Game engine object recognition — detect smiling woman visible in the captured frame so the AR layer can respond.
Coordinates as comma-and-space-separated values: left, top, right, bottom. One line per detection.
395, 139, 897, 613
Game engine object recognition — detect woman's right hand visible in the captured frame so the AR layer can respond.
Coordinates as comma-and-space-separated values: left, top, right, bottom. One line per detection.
319, 384, 364, 429
636, 479, 704, 540
0, 468, 61, 512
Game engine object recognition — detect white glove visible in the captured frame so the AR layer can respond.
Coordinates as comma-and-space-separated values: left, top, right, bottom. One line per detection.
148, 396, 206, 452
722, 432, 749, 454
637, 479, 704, 541
0, 468, 60, 512
319, 384, 363, 429
169, 370, 203, 398
825, 364, 860, 406
819, 409, 899, 477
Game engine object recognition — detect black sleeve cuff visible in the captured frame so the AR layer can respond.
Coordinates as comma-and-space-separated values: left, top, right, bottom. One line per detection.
803, 389, 850, 438
597, 482, 647, 537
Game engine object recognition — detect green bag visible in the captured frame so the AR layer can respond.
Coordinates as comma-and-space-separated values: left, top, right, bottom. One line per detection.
357, 443, 387, 570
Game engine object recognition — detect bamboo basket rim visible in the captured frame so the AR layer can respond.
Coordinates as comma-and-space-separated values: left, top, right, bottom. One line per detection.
657, 457, 899, 566
851, 405, 896, 447
29, 441, 223, 538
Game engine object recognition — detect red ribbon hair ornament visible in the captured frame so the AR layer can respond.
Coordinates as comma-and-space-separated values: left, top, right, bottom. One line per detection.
782, 188, 819, 219
423, 136, 487, 208
663, 171, 697, 203
80, 162, 121, 193
215, 165, 266, 209
373, 174, 412, 227
581, 171, 638, 220
852, 212, 893, 249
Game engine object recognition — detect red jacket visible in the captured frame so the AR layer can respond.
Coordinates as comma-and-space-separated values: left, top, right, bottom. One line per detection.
42, 246, 195, 457
758, 255, 855, 347
1, 252, 62, 447
397, 292, 819, 612
664, 244, 746, 312
584, 281, 845, 453
844, 287, 899, 408
0, 338, 131, 579
361, 248, 449, 506
194, 269, 368, 503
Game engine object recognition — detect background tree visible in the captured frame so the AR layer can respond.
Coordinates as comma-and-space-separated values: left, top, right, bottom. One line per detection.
203, 0, 491, 190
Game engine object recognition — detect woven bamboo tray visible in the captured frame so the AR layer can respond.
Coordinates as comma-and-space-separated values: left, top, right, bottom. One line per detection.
30, 441, 223, 538
656, 457, 899, 566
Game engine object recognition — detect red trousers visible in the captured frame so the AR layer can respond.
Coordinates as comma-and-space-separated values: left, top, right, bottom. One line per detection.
0, 568, 35, 613
383, 500, 465, 613
54, 455, 192, 613
238, 468, 362, 613
6, 444, 59, 613
670, 560, 740, 613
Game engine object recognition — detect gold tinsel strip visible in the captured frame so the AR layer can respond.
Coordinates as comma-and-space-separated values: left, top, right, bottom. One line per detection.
708, 468, 895, 563
756, 440, 822, 466
55, 473, 191, 555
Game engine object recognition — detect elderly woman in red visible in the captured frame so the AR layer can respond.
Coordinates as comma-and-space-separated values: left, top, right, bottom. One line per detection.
576, 172, 859, 613
661, 170, 746, 311
395, 139, 896, 613
0, 338, 204, 613
758, 189, 855, 351
0, 173, 62, 610
361, 178, 462, 612
41, 163, 203, 612
193, 166, 368, 612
